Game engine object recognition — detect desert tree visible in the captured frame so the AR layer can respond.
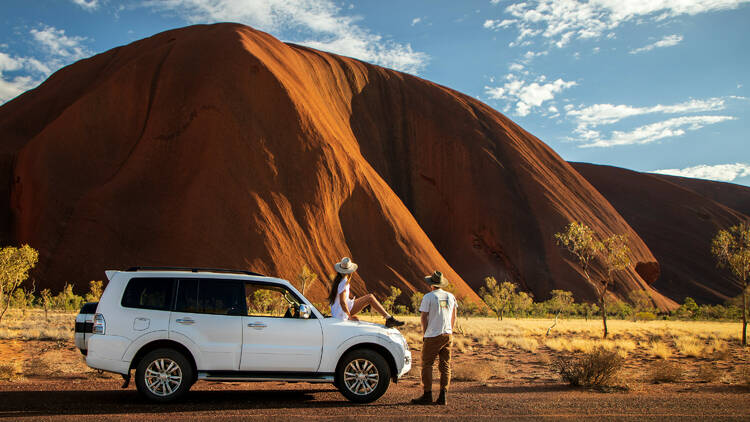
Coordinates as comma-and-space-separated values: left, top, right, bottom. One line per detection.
581, 302, 599, 321
545, 289, 574, 335
511, 291, 533, 318
85, 280, 105, 303
480, 277, 517, 320
382, 286, 402, 315
712, 223, 750, 346
0, 244, 39, 324
599, 234, 631, 338
410, 291, 424, 315
40, 288, 52, 321
296, 264, 318, 296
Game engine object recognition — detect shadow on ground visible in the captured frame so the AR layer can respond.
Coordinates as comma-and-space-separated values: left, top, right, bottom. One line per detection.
0, 388, 362, 418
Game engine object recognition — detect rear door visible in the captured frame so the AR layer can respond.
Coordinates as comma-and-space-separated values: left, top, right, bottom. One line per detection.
240, 282, 323, 372
118, 278, 174, 344
169, 278, 245, 371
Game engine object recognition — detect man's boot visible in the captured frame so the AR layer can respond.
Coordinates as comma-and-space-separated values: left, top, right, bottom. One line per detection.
435, 389, 447, 405
410, 391, 432, 404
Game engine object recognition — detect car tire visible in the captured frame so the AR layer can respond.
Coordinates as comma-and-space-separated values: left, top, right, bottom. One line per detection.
135, 348, 193, 402
335, 348, 391, 403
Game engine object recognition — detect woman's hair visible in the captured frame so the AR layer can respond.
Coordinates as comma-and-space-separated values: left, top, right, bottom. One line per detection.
328, 273, 344, 305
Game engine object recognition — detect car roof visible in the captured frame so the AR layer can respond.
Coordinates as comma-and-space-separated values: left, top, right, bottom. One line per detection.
107, 268, 290, 286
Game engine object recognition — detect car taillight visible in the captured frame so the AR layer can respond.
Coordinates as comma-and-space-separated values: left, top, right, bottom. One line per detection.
93, 313, 106, 334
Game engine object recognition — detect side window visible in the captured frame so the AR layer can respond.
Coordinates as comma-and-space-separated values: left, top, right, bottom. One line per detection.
175, 279, 199, 313
245, 283, 301, 317
121, 278, 174, 311
198, 279, 245, 315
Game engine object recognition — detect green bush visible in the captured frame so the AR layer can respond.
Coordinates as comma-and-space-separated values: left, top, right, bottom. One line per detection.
635, 311, 657, 321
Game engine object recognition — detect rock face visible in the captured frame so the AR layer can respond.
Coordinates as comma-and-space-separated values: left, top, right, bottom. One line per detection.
0, 23, 674, 308
571, 162, 748, 304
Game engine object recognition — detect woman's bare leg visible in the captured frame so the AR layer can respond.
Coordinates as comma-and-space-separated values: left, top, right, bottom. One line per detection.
350, 294, 390, 318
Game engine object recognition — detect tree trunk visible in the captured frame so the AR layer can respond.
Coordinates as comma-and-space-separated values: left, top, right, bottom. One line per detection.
600, 296, 608, 339
743, 279, 748, 347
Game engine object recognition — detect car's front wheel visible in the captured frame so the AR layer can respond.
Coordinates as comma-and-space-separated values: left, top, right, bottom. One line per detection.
335, 348, 391, 403
135, 348, 193, 402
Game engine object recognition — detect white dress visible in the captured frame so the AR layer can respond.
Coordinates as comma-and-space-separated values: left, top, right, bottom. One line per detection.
330, 277, 355, 320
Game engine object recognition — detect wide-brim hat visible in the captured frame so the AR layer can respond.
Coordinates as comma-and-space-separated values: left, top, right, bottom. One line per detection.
425, 270, 448, 287
334, 257, 358, 274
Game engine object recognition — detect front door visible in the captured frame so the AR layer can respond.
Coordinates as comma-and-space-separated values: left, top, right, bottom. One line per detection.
240, 282, 323, 372
169, 278, 245, 371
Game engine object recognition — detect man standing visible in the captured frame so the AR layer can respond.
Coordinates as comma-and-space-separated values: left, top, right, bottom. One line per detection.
410, 270, 457, 406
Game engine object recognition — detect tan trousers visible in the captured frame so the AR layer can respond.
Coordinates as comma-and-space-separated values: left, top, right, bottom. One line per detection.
421, 334, 452, 392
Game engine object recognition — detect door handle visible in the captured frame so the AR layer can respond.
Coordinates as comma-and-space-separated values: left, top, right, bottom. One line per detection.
176, 317, 195, 325
247, 322, 267, 329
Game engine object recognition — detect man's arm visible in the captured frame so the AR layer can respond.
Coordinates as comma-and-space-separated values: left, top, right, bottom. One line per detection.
451, 303, 457, 329
420, 311, 429, 335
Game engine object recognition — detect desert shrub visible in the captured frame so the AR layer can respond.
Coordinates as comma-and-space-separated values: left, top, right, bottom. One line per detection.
635, 311, 657, 321
650, 361, 682, 383
552, 348, 625, 387
0, 361, 22, 381
410, 292, 424, 314
696, 363, 721, 383
452, 361, 502, 382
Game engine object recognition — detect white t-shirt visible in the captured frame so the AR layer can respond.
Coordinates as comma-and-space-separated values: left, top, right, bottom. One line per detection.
419, 288, 457, 338
330, 277, 355, 320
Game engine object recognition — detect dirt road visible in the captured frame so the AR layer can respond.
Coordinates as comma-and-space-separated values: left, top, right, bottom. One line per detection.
1, 378, 748, 421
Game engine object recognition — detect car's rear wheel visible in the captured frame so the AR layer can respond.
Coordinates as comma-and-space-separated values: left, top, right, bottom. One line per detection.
336, 348, 391, 403
135, 348, 193, 402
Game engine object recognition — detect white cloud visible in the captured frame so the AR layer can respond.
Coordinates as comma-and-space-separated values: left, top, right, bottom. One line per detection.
411, 17, 421, 26
71, 0, 99, 10
652, 163, 750, 182
580, 115, 735, 147
1, 25, 91, 104
629, 34, 683, 54
485, 72, 576, 116
567, 97, 727, 130
142, 0, 428, 74
488, 0, 750, 48
30, 25, 90, 60
483, 18, 517, 30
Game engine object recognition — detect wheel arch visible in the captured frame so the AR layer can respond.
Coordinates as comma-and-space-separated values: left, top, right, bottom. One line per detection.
130, 339, 198, 383
336, 342, 398, 383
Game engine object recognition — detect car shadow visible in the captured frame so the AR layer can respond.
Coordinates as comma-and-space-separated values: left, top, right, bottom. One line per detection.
0, 388, 371, 417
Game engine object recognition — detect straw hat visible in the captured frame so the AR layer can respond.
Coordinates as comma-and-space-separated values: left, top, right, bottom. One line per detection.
334, 257, 358, 274
425, 270, 448, 287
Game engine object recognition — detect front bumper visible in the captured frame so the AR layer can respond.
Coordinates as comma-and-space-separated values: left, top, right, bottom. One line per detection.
397, 350, 412, 379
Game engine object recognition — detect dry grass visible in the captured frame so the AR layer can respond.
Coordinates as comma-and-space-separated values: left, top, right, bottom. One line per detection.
0, 361, 23, 381
0, 309, 75, 341
674, 336, 704, 358
552, 348, 625, 387
650, 361, 683, 383
649, 341, 673, 359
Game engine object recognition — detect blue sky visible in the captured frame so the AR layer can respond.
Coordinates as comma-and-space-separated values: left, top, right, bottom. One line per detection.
1, 0, 749, 186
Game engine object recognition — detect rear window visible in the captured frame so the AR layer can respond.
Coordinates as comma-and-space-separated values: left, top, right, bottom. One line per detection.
121, 278, 175, 311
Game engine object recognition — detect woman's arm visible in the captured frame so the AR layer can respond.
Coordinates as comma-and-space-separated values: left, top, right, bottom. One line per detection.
339, 290, 357, 320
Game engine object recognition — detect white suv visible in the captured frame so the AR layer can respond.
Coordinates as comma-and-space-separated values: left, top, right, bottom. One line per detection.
81, 267, 411, 403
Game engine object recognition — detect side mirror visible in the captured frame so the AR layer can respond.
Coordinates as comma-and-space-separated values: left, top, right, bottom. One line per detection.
299, 304, 312, 319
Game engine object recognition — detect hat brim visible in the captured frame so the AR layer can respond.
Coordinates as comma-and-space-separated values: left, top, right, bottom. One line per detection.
425, 275, 448, 287
335, 262, 358, 274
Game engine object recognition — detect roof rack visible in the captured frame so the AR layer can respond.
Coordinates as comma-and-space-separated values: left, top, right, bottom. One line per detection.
125, 266, 266, 277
